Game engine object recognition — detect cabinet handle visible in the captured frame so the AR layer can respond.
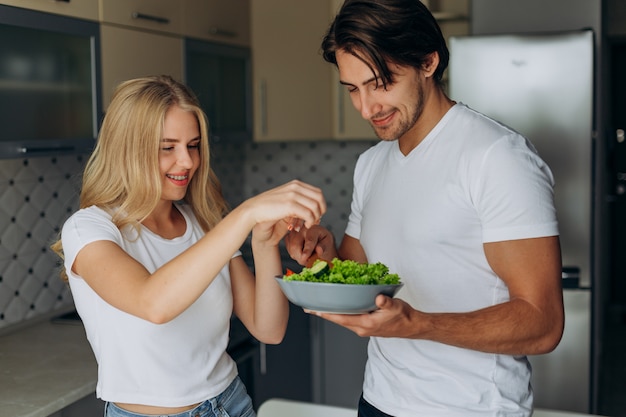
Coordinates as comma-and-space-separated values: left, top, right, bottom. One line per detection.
260, 80, 268, 135
259, 342, 267, 375
55, 0, 70, 3
209, 27, 237, 38
131, 12, 170, 25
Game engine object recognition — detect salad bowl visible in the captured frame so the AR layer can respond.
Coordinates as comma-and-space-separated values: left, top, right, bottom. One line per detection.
275, 258, 403, 314
275, 278, 403, 314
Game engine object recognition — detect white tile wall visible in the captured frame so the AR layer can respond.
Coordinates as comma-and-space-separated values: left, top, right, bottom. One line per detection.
0, 140, 374, 331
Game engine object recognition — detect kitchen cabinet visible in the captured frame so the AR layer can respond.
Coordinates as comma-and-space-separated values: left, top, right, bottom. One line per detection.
185, 39, 252, 143
250, 0, 333, 142
238, 247, 313, 407
0, 0, 98, 21
182, 0, 250, 47
423, 0, 470, 40
423, 0, 470, 87
251, 0, 373, 142
100, 24, 183, 109
253, 303, 313, 408
606, 0, 626, 37
251, 0, 470, 142
331, 69, 377, 140
99, 0, 184, 110
329, 0, 377, 141
99, 0, 182, 35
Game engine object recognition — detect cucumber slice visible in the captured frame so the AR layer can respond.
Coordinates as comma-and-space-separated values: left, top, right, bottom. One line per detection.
309, 260, 330, 277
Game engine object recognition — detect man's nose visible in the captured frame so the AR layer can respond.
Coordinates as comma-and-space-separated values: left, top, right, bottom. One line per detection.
358, 90, 381, 120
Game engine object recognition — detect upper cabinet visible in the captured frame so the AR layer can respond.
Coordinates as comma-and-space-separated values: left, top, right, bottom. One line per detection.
329, 0, 377, 140
99, 0, 184, 109
251, 0, 470, 142
182, 0, 250, 47
251, 0, 333, 142
99, 0, 182, 35
99, 25, 183, 109
2, 0, 470, 141
0, 0, 98, 21
423, 0, 470, 40
422, 0, 470, 86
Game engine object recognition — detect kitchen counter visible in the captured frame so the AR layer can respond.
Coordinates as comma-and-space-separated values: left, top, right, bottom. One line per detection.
0, 317, 97, 417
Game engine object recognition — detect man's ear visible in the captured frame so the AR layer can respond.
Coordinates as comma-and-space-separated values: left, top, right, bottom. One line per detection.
423, 52, 440, 78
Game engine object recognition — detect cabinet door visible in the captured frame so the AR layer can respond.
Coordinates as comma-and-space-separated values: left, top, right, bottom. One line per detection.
607, 0, 626, 37
253, 299, 313, 407
0, 0, 98, 20
100, 0, 182, 35
328, 0, 376, 141
185, 39, 252, 143
182, 0, 250, 47
331, 72, 377, 140
100, 24, 183, 109
251, 0, 332, 142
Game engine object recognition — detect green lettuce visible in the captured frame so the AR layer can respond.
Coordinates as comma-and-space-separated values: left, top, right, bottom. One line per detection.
284, 258, 401, 285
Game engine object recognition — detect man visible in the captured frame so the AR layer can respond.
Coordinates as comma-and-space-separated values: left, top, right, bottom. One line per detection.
284, 1, 565, 416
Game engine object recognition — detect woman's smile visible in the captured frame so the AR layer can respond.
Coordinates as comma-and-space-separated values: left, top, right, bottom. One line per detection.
166, 172, 190, 186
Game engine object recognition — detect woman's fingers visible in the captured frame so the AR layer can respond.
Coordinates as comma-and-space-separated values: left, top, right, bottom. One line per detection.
266, 180, 326, 228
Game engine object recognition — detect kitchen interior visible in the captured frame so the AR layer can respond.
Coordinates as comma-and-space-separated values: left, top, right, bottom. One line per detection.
0, 0, 625, 416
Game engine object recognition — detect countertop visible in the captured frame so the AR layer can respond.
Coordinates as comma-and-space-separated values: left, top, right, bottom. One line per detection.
0, 317, 97, 417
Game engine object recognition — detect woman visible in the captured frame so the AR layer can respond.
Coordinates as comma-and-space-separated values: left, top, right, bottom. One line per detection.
51, 75, 325, 417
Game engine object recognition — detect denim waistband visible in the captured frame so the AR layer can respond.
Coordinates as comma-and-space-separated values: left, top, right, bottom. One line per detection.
104, 376, 254, 417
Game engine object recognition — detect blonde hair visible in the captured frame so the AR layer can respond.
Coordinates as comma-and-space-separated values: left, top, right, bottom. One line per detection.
52, 75, 228, 280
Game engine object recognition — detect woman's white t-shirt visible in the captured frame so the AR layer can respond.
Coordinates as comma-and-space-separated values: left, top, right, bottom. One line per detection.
61, 203, 239, 407
347, 104, 559, 416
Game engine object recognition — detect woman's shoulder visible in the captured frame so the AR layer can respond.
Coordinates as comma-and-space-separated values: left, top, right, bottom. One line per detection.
66, 205, 113, 225
63, 206, 121, 238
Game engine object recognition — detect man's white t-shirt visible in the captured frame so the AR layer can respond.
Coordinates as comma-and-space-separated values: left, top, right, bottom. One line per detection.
347, 104, 559, 416
61, 203, 239, 407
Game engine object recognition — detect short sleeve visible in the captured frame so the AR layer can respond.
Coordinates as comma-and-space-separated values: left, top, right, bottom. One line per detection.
61, 207, 123, 279
474, 134, 559, 242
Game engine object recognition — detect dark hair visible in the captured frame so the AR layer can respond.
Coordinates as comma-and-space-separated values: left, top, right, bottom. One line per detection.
322, 0, 449, 88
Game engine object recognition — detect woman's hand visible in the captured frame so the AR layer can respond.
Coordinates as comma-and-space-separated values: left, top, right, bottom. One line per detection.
247, 180, 326, 247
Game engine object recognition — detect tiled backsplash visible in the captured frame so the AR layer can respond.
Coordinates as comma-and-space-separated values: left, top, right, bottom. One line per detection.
0, 140, 374, 331
0, 155, 85, 331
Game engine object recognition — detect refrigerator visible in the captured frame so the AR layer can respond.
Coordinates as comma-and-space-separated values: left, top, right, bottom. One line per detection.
448, 30, 594, 413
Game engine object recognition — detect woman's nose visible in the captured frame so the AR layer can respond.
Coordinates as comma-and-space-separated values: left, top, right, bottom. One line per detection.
178, 149, 194, 168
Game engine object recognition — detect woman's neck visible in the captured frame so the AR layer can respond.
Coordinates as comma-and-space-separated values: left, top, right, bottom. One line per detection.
141, 203, 186, 239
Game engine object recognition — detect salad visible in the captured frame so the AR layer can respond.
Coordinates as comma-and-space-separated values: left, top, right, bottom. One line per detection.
283, 258, 401, 285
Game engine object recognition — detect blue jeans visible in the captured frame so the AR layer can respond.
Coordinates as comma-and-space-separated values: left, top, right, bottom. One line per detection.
104, 376, 255, 417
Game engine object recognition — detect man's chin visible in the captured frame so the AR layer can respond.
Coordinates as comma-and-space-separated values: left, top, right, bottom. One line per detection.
371, 127, 398, 141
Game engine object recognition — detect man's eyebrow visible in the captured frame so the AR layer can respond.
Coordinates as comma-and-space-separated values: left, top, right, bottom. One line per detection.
339, 76, 378, 87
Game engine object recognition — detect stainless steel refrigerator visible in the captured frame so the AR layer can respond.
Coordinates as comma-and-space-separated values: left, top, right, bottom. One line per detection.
448, 30, 594, 413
